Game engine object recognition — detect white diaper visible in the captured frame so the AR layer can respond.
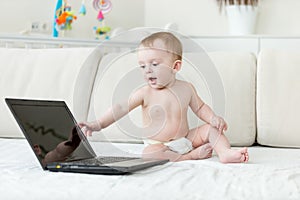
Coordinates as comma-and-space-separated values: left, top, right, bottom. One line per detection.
144, 137, 193, 155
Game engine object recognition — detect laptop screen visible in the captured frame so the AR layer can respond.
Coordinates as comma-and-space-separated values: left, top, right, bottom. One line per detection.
6, 99, 95, 169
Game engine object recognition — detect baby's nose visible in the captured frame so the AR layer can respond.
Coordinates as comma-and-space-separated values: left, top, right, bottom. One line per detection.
145, 65, 153, 73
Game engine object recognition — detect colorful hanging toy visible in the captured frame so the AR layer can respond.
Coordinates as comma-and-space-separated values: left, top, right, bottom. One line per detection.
79, 0, 87, 16
93, 0, 112, 14
53, 0, 77, 37
93, 0, 112, 39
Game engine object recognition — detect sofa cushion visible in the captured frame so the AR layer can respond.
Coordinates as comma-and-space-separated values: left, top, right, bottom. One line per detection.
88, 51, 257, 146
0, 47, 102, 138
257, 49, 300, 147
208, 52, 257, 146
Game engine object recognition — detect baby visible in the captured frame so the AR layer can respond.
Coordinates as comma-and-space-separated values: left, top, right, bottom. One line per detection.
80, 31, 249, 163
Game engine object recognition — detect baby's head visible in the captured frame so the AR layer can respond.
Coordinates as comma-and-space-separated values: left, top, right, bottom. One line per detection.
139, 32, 182, 62
137, 32, 183, 89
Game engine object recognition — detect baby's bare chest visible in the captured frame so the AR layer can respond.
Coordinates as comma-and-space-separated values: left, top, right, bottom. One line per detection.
143, 90, 190, 116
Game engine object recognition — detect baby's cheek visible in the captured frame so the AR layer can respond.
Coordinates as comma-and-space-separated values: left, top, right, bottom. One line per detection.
158, 70, 173, 83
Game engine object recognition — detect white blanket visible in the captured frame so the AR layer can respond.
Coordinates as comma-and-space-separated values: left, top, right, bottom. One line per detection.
0, 138, 300, 200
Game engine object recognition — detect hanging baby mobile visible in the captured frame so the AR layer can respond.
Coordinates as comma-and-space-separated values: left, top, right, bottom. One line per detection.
53, 0, 78, 37
53, 0, 112, 38
93, 0, 112, 39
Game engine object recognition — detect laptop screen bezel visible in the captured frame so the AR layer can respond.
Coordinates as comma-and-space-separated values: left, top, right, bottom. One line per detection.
5, 98, 97, 169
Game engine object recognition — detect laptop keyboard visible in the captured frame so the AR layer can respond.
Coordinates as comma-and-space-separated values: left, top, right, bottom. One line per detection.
72, 156, 138, 166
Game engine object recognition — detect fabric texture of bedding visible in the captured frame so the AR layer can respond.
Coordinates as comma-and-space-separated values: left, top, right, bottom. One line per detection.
1, 138, 300, 200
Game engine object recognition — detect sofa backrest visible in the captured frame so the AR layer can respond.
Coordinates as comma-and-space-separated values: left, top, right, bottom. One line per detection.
0, 47, 102, 138
87, 51, 257, 146
257, 49, 300, 148
209, 52, 257, 146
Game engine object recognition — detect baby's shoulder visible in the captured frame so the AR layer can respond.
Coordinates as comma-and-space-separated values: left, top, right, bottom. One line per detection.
134, 85, 152, 96
175, 80, 195, 89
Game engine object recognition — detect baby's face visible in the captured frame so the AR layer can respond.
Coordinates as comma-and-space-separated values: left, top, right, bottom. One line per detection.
138, 41, 177, 89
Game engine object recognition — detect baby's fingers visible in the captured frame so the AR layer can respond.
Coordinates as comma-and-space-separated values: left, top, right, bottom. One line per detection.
78, 122, 87, 129
87, 130, 93, 137
223, 123, 228, 131
217, 120, 224, 131
80, 126, 87, 135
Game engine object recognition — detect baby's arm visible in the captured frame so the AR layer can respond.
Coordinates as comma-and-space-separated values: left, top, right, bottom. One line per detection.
79, 87, 145, 136
188, 83, 227, 132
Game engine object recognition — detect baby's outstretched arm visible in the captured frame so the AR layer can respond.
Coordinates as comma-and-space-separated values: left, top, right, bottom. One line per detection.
79, 87, 145, 136
79, 103, 131, 136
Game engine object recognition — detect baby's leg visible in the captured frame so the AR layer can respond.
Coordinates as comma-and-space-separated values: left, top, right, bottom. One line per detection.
188, 124, 249, 163
142, 143, 212, 162
142, 144, 184, 162
189, 143, 213, 159
208, 125, 249, 163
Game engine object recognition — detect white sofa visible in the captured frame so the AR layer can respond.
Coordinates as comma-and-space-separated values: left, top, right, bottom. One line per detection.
1, 44, 300, 199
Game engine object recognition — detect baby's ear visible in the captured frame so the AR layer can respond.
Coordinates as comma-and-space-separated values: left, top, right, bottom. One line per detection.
173, 60, 182, 72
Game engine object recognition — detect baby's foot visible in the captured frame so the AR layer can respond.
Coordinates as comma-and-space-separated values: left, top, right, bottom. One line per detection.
219, 147, 249, 163
190, 143, 213, 160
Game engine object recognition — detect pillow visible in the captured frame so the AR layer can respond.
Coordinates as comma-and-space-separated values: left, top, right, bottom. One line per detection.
257, 49, 300, 147
208, 52, 257, 146
0, 47, 102, 138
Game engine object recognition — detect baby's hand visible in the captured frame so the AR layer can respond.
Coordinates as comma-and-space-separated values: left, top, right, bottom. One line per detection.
78, 121, 102, 136
210, 115, 228, 133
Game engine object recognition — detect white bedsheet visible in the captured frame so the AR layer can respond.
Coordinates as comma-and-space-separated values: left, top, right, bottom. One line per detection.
0, 138, 300, 200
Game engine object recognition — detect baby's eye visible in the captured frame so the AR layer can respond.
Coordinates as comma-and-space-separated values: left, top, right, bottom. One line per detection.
151, 63, 158, 67
139, 65, 146, 69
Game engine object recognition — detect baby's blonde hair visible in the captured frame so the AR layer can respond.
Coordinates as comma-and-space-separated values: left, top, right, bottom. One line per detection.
139, 32, 182, 61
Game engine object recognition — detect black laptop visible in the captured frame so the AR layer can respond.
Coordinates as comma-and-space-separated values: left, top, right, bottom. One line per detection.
5, 98, 168, 175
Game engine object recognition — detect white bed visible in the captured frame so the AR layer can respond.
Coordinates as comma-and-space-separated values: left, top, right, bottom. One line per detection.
1, 138, 300, 200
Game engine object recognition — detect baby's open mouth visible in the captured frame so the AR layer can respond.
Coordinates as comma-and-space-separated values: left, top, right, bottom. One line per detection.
149, 77, 156, 81
148, 77, 157, 84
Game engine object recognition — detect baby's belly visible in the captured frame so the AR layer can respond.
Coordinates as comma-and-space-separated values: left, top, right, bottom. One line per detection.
145, 120, 189, 142
142, 106, 189, 142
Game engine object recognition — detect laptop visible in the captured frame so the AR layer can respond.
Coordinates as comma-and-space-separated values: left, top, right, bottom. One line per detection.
5, 98, 169, 175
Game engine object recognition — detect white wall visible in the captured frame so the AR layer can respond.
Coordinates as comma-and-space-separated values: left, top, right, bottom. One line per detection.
144, 0, 300, 36
256, 0, 300, 35
0, 0, 300, 38
144, 0, 227, 36
0, 0, 53, 34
